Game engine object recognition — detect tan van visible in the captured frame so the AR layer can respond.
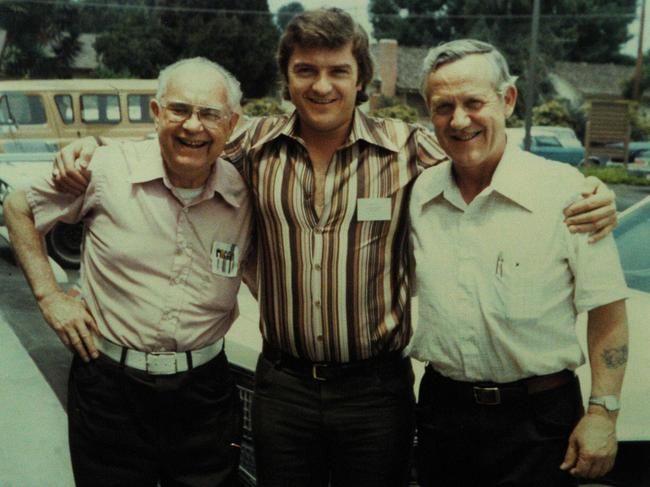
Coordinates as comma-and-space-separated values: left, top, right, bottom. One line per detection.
0, 79, 157, 154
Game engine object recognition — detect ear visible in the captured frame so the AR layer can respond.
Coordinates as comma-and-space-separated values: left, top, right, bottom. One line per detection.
150, 98, 162, 129
503, 85, 517, 118
228, 111, 240, 134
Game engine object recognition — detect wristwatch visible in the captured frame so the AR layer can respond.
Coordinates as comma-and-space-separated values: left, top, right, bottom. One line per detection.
589, 395, 621, 412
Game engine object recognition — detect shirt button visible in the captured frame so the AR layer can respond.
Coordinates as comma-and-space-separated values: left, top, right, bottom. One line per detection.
314, 263, 321, 271
314, 227, 322, 234
317, 335, 323, 342
314, 300, 321, 308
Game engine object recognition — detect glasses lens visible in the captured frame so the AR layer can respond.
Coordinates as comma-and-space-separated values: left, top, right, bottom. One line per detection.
165, 103, 192, 122
198, 108, 226, 128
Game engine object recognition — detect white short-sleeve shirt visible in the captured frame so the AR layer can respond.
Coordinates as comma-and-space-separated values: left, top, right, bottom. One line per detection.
406, 142, 628, 382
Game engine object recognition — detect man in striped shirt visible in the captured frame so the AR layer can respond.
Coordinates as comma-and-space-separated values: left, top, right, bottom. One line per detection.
53, 8, 617, 487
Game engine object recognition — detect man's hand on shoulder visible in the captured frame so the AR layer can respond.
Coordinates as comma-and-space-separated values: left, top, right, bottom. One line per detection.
38, 290, 101, 362
53, 136, 100, 196
560, 409, 617, 479
563, 176, 617, 244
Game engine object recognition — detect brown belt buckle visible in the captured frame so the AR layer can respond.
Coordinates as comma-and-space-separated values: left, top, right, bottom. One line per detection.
312, 363, 328, 381
473, 386, 501, 405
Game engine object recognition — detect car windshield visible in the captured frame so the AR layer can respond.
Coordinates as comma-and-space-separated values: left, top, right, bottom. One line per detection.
614, 200, 650, 293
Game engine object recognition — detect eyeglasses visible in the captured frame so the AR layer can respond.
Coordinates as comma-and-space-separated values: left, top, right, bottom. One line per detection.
160, 101, 230, 129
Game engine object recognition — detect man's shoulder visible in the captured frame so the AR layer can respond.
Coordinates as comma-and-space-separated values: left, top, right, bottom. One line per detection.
513, 148, 585, 208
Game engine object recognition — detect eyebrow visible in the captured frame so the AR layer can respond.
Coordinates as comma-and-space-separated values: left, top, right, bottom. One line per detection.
291, 62, 353, 71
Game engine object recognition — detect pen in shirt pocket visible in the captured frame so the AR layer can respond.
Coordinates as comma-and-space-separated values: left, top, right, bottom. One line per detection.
495, 251, 504, 277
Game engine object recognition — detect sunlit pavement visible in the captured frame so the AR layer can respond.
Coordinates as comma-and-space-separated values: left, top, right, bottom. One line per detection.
0, 310, 74, 486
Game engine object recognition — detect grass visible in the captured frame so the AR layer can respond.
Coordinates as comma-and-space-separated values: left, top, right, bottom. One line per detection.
580, 166, 650, 186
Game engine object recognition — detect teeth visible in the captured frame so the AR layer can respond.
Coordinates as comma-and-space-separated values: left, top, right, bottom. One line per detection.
179, 139, 207, 148
453, 132, 480, 141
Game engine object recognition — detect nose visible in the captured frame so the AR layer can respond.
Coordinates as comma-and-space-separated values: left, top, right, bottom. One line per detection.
182, 110, 204, 131
312, 74, 333, 95
450, 106, 470, 130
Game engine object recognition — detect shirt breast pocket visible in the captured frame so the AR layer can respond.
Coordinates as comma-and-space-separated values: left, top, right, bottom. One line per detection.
211, 240, 240, 278
494, 259, 542, 324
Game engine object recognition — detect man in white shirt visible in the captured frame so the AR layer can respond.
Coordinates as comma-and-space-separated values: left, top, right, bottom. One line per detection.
408, 39, 629, 487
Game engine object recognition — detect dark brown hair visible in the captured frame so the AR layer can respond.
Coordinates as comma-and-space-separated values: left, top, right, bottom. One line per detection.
277, 8, 373, 105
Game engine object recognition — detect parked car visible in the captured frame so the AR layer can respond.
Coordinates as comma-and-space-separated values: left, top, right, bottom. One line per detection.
575, 195, 650, 486
604, 141, 650, 166
604, 148, 650, 180
225, 195, 650, 486
506, 126, 601, 166
0, 156, 82, 268
0, 79, 156, 155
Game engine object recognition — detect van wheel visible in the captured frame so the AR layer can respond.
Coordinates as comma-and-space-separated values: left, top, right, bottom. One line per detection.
46, 222, 82, 269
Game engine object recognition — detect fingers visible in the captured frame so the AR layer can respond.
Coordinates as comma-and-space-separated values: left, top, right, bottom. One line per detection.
59, 318, 99, 362
52, 140, 95, 194
569, 452, 616, 479
560, 438, 577, 472
565, 208, 618, 243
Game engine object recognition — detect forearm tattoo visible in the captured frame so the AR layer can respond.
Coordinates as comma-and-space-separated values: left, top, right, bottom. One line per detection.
602, 344, 628, 369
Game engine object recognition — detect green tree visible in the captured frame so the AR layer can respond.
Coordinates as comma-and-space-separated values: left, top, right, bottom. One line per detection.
277, 1, 305, 31
0, 2, 81, 77
369, 0, 636, 64
84, 0, 280, 97
369, 0, 637, 117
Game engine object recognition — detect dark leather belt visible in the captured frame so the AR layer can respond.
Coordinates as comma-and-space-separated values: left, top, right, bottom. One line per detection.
262, 342, 403, 381
425, 365, 575, 406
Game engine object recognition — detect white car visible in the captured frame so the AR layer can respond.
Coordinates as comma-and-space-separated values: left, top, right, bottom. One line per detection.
221, 196, 650, 486
575, 195, 650, 486
0, 154, 83, 268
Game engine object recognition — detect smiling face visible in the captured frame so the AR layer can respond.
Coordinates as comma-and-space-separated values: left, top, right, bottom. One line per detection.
425, 54, 517, 173
287, 42, 361, 143
150, 65, 239, 188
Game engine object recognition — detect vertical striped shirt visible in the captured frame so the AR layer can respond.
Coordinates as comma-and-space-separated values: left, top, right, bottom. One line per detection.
226, 109, 446, 362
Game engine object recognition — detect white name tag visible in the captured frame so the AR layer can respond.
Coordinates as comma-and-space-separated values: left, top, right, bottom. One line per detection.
357, 198, 392, 221
211, 241, 239, 277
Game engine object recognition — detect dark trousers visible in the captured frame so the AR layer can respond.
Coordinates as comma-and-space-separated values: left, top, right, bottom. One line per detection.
68, 351, 242, 487
416, 367, 583, 487
251, 353, 416, 487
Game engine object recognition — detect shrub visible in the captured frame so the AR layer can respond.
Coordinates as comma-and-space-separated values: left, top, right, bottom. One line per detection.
242, 98, 285, 117
372, 104, 418, 124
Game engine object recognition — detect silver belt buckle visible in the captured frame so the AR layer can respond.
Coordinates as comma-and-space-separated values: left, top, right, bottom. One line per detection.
146, 351, 178, 375
473, 386, 501, 405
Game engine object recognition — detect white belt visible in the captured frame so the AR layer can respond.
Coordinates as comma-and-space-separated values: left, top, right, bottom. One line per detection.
95, 336, 224, 375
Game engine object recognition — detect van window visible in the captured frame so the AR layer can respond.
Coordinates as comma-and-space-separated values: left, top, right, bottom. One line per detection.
1, 93, 47, 125
81, 94, 121, 124
128, 94, 153, 123
54, 95, 74, 124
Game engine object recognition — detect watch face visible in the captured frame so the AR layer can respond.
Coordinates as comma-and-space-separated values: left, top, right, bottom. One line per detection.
604, 397, 620, 410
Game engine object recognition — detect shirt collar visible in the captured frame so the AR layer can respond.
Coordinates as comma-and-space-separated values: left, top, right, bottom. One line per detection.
250, 108, 401, 153
128, 138, 247, 208
413, 138, 538, 213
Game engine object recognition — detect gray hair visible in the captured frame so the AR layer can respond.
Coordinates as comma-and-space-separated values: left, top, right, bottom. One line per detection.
420, 39, 518, 102
156, 57, 242, 111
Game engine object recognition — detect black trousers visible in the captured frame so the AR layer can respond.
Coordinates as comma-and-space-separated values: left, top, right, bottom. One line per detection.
67, 351, 242, 487
251, 353, 416, 487
416, 367, 583, 487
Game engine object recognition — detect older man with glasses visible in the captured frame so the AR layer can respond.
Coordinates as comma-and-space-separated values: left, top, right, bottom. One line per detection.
4, 57, 255, 487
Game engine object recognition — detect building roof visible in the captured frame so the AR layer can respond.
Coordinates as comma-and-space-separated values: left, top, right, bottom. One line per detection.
552, 61, 636, 98
371, 43, 427, 93
371, 42, 644, 101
